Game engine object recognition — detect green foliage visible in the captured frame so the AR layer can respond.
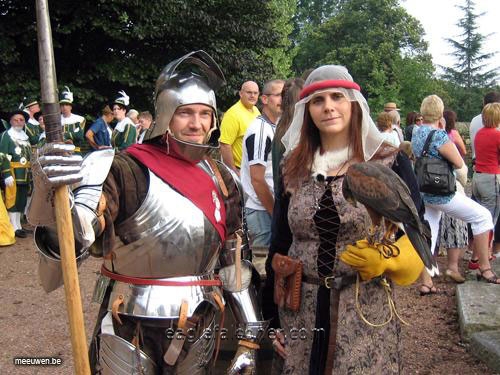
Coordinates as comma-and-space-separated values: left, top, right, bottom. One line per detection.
265, 0, 297, 78
393, 55, 437, 116
293, 0, 432, 115
294, 0, 340, 28
0, 0, 293, 118
441, 0, 498, 120
291, 0, 340, 45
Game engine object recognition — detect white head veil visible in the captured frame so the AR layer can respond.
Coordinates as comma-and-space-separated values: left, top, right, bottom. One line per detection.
281, 65, 384, 162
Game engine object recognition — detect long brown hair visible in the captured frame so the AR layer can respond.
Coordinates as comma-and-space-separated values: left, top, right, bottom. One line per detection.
274, 78, 304, 146
405, 111, 418, 126
283, 101, 364, 189
443, 109, 457, 133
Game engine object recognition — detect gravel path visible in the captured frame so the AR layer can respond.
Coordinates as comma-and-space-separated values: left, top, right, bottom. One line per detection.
0, 236, 493, 374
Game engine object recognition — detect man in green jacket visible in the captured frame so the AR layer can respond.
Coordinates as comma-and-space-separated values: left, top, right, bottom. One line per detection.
0, 110, 32, 238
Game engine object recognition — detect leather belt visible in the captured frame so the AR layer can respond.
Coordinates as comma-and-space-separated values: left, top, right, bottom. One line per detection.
100, 265, 222, 287
302, 274, 357, 290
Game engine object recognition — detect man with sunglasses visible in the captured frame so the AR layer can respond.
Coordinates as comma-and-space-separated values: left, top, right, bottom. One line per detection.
241, 80, 284, 253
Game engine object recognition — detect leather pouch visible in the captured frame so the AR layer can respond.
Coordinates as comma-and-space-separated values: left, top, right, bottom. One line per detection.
271, 253, 303, 312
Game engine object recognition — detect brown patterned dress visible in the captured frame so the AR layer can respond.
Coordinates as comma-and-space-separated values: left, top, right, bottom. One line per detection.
270, 145, 422, 375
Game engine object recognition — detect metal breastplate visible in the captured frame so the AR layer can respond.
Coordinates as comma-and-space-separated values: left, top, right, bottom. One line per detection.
104, 169, 222, 278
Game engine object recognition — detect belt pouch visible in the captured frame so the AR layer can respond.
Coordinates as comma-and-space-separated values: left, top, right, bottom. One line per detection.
271, 253, 302, 312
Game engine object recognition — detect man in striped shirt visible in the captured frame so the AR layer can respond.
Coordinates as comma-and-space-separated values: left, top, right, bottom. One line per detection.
240, 79, 284, 247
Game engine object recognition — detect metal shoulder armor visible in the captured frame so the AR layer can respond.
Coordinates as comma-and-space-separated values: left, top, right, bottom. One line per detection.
71, 149, 115, 251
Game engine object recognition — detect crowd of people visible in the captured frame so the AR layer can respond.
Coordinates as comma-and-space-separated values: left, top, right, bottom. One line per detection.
208, 69, 500, 373
0, 87, 153, 240
2, 49, 499, 373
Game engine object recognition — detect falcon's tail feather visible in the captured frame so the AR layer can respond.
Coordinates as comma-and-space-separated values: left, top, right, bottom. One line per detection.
403, 223, 439, 277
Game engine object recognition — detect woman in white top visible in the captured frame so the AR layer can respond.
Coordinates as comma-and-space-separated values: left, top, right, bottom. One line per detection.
376, 111, 400, 147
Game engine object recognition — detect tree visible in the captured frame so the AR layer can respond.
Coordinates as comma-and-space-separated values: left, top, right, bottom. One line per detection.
0, 0, 293, 120
264, 0, 297, 78
441, 0, 498, 120
394, 55, 440, 119
291, 0, 340, 43
293, 0, 434, 115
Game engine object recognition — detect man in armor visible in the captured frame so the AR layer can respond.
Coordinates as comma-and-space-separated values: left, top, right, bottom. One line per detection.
28, 50, 267, 374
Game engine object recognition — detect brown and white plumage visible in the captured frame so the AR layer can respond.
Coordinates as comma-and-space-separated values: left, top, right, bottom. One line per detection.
342, 161, 438, 276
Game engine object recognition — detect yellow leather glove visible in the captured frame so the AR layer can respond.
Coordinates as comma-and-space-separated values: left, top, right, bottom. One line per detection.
340, 235, 424, 286
340, 239, 387, 281
384, 235, 424, 286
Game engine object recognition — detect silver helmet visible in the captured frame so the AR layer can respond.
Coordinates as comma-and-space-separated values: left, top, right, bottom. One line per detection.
144, 50, 225, 145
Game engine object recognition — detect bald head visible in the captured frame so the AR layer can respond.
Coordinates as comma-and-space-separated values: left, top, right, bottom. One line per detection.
239, 81, 259, 109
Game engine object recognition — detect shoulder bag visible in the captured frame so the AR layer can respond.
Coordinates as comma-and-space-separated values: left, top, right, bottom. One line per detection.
414, 130, 456, 196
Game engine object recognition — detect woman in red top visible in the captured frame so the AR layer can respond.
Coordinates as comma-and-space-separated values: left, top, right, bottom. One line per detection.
472, 103, 500, 256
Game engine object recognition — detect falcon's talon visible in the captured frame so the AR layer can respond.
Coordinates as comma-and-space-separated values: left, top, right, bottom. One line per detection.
376, 243, 393, 259
342, 161, 439, 275
368, 225, 379, 245
376, 241, 400, 259
391, 244, 401, 257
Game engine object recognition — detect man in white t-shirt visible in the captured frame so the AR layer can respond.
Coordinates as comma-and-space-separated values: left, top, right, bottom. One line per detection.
469, 91, 500, 159
240, 79, 284, 247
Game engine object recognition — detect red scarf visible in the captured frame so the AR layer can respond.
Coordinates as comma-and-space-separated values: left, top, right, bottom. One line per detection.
126, 143, 226, 241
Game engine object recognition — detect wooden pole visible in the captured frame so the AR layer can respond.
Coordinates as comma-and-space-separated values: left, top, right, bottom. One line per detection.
35, 1, 91, 373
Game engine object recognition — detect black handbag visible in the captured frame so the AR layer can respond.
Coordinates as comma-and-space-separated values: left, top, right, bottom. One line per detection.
414, 130, 456, 196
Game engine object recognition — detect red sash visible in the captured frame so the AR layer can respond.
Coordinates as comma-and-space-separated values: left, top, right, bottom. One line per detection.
126, 143, 226, 241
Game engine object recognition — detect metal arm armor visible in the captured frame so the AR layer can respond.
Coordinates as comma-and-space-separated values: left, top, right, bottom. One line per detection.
219, 240, 269, 342
35, 149, 115, 292
224, 164, 252, 250
216, 164, 269, 342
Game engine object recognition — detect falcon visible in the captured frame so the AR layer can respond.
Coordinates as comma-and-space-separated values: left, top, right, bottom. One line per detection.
342, 161, 439, 276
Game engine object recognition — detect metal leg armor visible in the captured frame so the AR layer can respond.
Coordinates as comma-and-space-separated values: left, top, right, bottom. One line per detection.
97, 312, 157, 375
174, 318, 216, 374
93, 303, 217, 374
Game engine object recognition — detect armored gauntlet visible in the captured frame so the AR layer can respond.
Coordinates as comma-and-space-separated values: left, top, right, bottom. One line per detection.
28, 143, 83, 226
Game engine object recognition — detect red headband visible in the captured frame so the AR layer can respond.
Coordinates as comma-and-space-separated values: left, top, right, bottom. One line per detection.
299, 80, 361, 99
